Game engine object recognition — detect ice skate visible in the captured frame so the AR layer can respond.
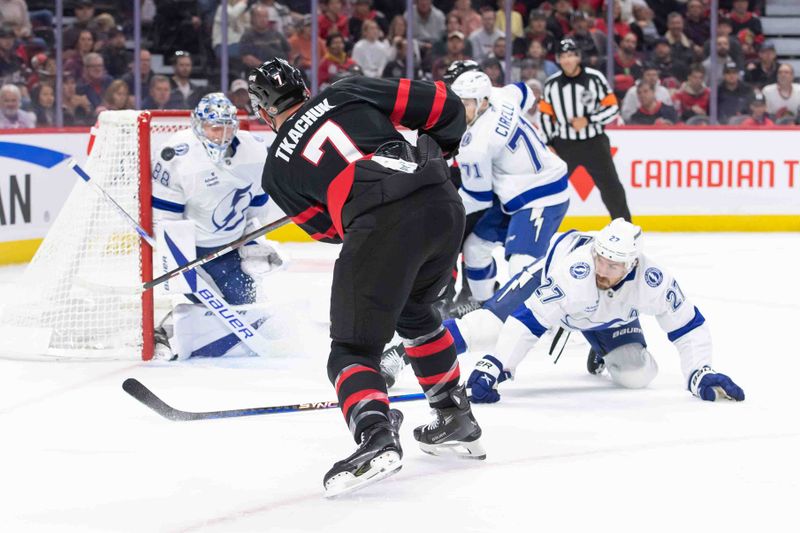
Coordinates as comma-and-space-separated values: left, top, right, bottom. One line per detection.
379, 344, 408, 389
413, 384, 486, 460
323, 409, 404, 498
587, 349, 605, 375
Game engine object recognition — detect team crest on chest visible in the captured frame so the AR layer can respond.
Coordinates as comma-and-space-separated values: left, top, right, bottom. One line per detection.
461, 132, 472, 146
570, 261, 590, 279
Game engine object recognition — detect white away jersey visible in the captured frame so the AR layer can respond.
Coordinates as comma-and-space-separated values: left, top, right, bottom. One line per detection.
500, 231, 712, 382
455, 95, 568, 216
151, 129, 269, 248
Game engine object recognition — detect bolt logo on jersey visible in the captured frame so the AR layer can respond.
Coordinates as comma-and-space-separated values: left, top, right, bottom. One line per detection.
461, 132, 472, 146
212, 184, 252, 232
645, 267, 663, 287
569, 262, 591, 279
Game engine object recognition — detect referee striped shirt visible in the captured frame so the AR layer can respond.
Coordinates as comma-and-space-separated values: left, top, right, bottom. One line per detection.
539, 67, 619, 142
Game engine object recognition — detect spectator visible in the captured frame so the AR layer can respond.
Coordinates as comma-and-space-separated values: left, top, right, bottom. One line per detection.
349, 0, 388, 43
728, 0, 763, 45
30, 83, 55, 126
718, 61, 753, 124
665, 12, 694, 65
288, 15, 327, 71
494, 0, 523, 39
432, 12, 473, 60
431, 31, 469, 81
26, 53, 55, 92
0, 83, 35, 128
63, 29, 96, 80
518, 40, 558, 83
227, 78, 253, 114
382, 37, 422, 79
122, 49, 154, 99
651, 38, 689, 83
629, 4, 659, 51
0, 0, 30, 39
482, 56, 504, 87
95, 79, 132, 114
410, 0, 445, 45
152, 0, 202, 56
142, 75, 172, 110
629, 82, 678, 125
762, 64, 800, 118
91, 13, 117, 49
469, 7, 503, 63
568, 11, 601, 68
525, 10, 557, 60
547, 0, 573, 42
386, 15, 421, 65
524, 77, 543, 122
62, 74, 93, 125
683, 0, 710, 50
488, 36, 506, 61
702, 35, 736, 86
621, 64, 674, 121
102, 26, 130, 78
252, 0, 292, 35
673, 63, 710, 121
704, 17, 744, 67
169, 51, 202, 110
744, 40, 779, 89
594, 1, 632, 42
239, 5, 290, 69
63, 0, 94, 49
212, 0, 249, 59
318, 33, 356, 85
352, 19, 391, 78
77, 52, 112, 108
605, 31, 642, 87
0, 25, 23, 86
739, 92, 773, 126
318, 0, 349, 41
451, 0, 481, 37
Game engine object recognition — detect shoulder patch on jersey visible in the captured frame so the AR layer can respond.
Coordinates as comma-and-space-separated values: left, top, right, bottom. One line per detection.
461, 132, 472, 147
174, 143, 189, 156
160, 147, 175, 161
580, 90, 594, 107
645, 267, 663, 288
570, 261, 591, 280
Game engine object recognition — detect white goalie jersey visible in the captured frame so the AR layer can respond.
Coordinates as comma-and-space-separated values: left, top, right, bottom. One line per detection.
496, 231, 713, 382
151, 129, 270, 248
455, 95, 568, 216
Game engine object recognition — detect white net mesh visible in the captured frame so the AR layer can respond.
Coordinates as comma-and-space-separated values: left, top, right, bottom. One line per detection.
0, 110, 190, 359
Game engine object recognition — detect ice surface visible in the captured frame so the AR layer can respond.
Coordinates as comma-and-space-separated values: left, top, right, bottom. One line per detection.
1, 235, 798, 532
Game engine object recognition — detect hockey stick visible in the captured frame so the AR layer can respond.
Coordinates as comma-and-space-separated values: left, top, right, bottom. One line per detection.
143, 214, 291, 291
122, 378, 426, 421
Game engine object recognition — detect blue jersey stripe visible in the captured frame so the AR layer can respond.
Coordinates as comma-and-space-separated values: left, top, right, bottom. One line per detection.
465, 259, 497, 280
461, 186, 494, 202
667, 307, 706, 342
511, 305, 548, 337
250, 193, 269, 207
502, 174, 569, 213
152, 196, 185, 213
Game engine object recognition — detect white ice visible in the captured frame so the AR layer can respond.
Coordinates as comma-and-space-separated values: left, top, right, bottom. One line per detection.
1, 234, 798, 533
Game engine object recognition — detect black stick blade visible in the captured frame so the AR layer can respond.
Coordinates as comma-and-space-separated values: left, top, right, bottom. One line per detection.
122, 378, 195, 421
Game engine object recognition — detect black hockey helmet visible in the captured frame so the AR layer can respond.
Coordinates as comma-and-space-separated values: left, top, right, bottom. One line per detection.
557, 38, 580, 56
442, 59, 480, 85
248, 58, 309, 125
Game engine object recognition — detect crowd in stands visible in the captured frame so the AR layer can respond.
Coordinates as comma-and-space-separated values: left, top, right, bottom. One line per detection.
1, 0, 799, 129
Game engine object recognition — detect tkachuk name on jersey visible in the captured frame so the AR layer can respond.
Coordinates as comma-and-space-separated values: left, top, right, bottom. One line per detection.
275, 99, 336, 162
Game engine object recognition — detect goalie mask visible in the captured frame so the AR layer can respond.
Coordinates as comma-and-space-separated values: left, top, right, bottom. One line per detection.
191, 93, 240, 163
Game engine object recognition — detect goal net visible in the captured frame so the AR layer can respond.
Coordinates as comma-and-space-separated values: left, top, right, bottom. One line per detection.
0, 110, 196, 360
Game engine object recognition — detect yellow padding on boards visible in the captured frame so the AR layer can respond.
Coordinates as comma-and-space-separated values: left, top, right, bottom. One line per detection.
3, 215, 799, 265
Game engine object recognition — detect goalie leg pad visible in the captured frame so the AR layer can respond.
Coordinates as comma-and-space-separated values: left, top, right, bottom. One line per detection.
171, 303, 270, 359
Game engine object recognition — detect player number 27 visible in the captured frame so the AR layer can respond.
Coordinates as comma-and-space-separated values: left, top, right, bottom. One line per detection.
535, 276, 564, 303
666, 280, 685, 311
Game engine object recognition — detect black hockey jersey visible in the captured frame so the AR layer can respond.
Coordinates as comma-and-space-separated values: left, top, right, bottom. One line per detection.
261, 77, 466, 244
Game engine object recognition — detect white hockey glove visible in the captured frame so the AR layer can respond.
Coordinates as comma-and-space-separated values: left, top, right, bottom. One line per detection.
239, 240, 287, 278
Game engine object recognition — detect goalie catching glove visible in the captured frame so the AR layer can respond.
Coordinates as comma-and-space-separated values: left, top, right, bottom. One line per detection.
239, 239, 286, 278
467, 355, 512, 403
689, 366, 745, 402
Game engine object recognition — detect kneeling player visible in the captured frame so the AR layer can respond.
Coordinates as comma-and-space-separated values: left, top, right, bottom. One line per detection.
151, 93, 284, 360
464, 219, 744, 403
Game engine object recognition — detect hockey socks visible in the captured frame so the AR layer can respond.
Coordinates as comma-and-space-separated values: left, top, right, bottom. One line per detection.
331, 358, 391, 442
404, 327, 461, 409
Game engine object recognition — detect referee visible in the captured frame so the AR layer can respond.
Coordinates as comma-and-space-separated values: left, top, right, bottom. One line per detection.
539, 39, 632, 222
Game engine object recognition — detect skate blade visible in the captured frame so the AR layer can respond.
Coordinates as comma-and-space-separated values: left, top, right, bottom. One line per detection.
324, 451, 403, 498
419, 438, 486, 460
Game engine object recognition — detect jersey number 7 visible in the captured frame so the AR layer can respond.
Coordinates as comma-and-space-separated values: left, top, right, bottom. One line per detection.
302, 120, 364, 166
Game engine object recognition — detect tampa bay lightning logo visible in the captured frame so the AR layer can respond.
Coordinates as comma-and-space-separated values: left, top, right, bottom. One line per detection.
461, 132, 472, 147
212, 184, 252, 232
174, 143, 189, 156
570, 261, 590, 279
645, 267, 663, 287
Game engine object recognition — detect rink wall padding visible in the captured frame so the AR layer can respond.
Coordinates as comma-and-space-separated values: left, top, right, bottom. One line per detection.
2, 125, 799, 264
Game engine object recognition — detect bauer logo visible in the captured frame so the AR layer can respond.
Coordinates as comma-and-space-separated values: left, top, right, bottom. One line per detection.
570, 261, 590, 279
197, 289, 255, 339
645, 267, 663, 287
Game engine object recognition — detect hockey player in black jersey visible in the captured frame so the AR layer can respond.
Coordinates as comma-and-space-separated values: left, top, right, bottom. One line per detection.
248, 58, 486, 497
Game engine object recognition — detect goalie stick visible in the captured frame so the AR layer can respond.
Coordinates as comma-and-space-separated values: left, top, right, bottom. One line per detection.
122, 378, 426, 421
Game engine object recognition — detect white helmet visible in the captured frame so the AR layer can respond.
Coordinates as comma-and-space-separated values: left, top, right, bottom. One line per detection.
451, 70, 491, 104
593, 218, 642, 269
191, 93, 240, 163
